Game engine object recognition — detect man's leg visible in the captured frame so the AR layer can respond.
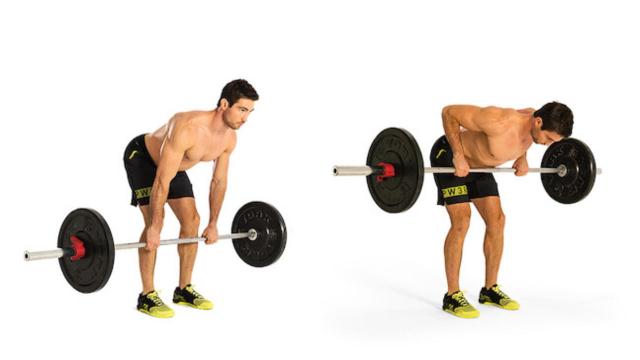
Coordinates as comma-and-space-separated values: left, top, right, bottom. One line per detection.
167, 197, 200, 288
444, 202, 472, 294
136, 204, 175, 317
138, 205, 156, 294
472, 196, 519, 310
471, 196, 505, 289
168, 197, 213, 310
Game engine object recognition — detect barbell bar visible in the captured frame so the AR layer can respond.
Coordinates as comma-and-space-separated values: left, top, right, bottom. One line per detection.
24, 229, 258, 262
334, 164, 602, 177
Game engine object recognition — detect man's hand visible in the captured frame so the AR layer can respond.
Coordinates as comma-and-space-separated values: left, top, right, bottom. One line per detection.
452, 153, 470, 177
512, 156, 529, 176
144, 226, 161, 251
202, 223, 219, 245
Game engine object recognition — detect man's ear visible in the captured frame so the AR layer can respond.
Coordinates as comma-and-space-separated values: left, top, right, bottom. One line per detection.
534, 117, 543, 128
219, 98, 229, 110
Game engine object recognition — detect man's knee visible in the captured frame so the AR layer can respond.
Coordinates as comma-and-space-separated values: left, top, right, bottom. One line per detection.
180, 212, 200, 233
448, 206, 471, 233
486, 211, 505, 233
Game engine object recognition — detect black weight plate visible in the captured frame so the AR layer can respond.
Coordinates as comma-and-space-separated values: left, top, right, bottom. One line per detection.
366, 128, 425, 213
232, 202, 287, 267
58, 208, 115, 293
540, 138, 597, 204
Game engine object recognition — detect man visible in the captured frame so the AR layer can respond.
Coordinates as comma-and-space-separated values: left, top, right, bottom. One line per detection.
123, 79, 258, 318
431, 102, 573, 319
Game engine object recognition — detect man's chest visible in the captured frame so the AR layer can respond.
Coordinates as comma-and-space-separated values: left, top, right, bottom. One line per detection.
184, 135, 228, 162
484, 131, 531, 161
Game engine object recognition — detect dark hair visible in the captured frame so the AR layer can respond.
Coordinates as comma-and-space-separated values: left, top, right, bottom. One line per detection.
217, 79, 259, 107
533, 101, 573, 137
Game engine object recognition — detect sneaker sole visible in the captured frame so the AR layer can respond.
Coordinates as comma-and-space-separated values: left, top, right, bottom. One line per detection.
137, 308, 175, 318
443, 308, 480, 319
479, 300, 520, 311
173, 300, 214, 310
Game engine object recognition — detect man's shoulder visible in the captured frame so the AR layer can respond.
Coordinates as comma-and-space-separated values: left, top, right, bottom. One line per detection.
484, 107, 530, 124
482, 106, 516, 115
164, 114, 203, 146
516, 107, 536, 114
225, 130, 238, 152
170, 111, 212, 130
172, 110, 210, 122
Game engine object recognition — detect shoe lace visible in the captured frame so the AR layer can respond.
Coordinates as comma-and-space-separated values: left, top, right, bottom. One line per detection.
492, 285, 510, 299
452, 292, 470, 307
185, 285, 204, 299
148, 291, 166, 307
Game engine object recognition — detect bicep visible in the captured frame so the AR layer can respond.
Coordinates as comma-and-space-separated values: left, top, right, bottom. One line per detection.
213, 135, 236, 183
212, 151, 231, 184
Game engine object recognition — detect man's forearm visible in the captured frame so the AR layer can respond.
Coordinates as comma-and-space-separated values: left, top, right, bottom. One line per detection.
514, 152, 528, 163
208, 182, 227, 224
149, 181, 169, 229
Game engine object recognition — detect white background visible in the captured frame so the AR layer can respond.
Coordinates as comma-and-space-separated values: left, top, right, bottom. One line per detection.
1, 0, 637, 358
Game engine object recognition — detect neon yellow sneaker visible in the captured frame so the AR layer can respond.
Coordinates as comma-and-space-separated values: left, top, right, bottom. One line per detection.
443, 291, 480, 319
479, 284, 520, 310
137, 290, 175, 318
173, 284, 214, 310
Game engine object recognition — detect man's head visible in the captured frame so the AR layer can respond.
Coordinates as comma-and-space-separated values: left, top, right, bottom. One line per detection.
531, 101, 573, 145
217, 79, 259, 130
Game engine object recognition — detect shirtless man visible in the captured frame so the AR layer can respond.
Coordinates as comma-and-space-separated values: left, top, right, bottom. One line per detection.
431, 102, 573, 318
123, 79, 258, 318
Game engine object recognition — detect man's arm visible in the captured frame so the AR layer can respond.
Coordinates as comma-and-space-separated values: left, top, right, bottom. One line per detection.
202, 135, 236, 244
148, 122, 191, 231
512, 151, 529, 176
208, 150, 231, 225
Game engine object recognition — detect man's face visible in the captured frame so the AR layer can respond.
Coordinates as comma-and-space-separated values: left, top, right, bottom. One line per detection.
222, 98, 256, 130
531, 118, 564, 146
532, 128, 563, 146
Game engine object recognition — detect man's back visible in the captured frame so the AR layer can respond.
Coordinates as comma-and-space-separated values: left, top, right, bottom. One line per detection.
443, 105, 533, 167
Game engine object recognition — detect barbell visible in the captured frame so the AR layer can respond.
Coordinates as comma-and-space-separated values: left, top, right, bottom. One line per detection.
24, 201, 287, 293
333, 127, 601, 213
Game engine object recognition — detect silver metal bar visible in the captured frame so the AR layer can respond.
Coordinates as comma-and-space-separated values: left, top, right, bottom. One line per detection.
424, 167, 561, 174
114, 231, 252, 250
425, 165, 602, 175
333, 164, 602, 176
24, 229, 257, 262
24, 249, 65, 261
332, 166, 376, 176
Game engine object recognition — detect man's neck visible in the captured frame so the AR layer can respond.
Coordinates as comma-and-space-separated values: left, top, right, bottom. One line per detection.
527, 115, 538, 139
208, 108, 228, 132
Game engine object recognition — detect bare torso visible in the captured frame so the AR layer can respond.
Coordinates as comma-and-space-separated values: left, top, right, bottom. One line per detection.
460, 109, 534, 167
144, 111, 236, 171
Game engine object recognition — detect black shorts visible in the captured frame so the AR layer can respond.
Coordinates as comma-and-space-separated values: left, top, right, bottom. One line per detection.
123, 134, 194, 207
429, 135, 499, 206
